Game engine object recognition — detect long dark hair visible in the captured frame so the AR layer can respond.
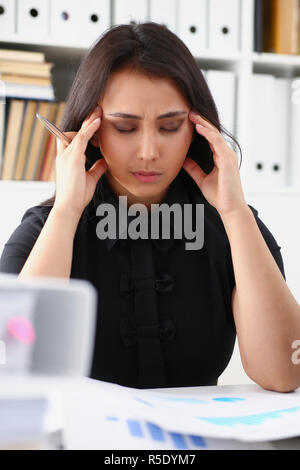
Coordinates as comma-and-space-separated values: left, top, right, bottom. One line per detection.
40, 22, 242, 208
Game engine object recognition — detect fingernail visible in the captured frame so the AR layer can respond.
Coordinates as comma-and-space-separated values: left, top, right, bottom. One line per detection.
95, 105, 101, 112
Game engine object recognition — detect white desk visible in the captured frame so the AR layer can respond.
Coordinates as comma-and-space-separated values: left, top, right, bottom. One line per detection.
0, 375, 299, 450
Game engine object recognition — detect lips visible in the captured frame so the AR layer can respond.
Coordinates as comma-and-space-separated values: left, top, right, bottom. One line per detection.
133, 171, 162, 176
132, 171, 162, 182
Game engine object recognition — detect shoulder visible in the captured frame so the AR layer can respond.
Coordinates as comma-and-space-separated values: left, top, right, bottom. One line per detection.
0, 205, 53, 274
20, 204, 53, 224
3, 204, 53, 249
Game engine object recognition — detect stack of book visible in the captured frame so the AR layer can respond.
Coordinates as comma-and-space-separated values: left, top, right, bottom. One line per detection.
0, 49, 66, 182
254, 0, 300, 55
0, 393, 65, 450
0, 48, 54, 100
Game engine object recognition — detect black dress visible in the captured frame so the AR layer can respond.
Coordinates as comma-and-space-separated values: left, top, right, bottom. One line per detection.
0, 169, 286, 389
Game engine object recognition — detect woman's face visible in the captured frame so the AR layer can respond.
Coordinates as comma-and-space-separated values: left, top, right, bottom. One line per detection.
92, 67, 194, 208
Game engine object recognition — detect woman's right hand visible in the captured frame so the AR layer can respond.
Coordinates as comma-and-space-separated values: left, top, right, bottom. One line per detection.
53, 105, 108, 218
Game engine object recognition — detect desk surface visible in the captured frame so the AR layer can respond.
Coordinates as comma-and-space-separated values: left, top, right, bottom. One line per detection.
0, 375, 299, 450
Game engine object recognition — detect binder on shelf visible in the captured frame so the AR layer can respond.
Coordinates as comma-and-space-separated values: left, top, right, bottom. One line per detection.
298, 1, 300, 54
290, 77, 300, 188
205, 70, 236, 136
0, 100, 6, 178
243, 73, 289, 190
262, 0, 276, 53
254, 0, 264, 52
243, 74, 273, 189
40, 101, 66, 181
50, 0, 81, 47
17, 0, 50, 38
23, 101, 51, 181
262, 0, 300, 54
149, 0, 178, 33
208, 0, 241, 53
0, 0, 16, 35
13, 100, 38, 180
34, 101, 58, 180
50, 0, 110, 48
80, 0, 110, 47
273, 0, 299, 55
113, 0, 148, 25
271, 77, 289, 187
1, 99, 25, 180
178, 0, 207, 56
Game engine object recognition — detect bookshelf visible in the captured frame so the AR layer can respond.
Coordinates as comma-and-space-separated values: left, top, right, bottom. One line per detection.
0, 0, 299, 388
1, 0, 299, 191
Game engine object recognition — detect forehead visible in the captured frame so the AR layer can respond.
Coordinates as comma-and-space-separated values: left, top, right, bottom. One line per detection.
100, 68, 189, 110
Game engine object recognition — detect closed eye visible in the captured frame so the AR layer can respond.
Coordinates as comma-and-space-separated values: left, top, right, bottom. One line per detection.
116, 127, 181, 133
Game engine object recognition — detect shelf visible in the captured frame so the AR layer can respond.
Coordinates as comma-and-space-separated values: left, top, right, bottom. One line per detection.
0, 181, 55, 189
0, 35, 244, 63
194, 51, 243, 63
245, 187, 300, 196
0, 34, 91, 50
252, 52, 300, 68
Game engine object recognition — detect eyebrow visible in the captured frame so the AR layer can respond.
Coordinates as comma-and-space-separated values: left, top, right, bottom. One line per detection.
107, 111, 187, 120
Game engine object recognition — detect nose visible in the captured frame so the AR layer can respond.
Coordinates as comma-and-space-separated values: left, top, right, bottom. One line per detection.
138, 129, 159, 161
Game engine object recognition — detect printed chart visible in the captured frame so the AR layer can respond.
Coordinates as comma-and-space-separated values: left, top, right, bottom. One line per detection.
103, 415, 272, 450
131, 386, 300, 441
67, 379, 300, 448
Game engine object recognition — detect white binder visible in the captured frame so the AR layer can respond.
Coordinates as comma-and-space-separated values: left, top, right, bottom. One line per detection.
114, 0, 148, 25
17, 0, 50, 38
149, 0, 178, 33
290, 78, 300, 189
178, 0, 207, 56
205, 70, 236, 136
51, 0, 110, 48
77, 0, 110, 47
208, 0, 240, 53
271, 77, 289, 188
243, 74, 275, 190
0, 0, 16, 35
50, 0, 81, 47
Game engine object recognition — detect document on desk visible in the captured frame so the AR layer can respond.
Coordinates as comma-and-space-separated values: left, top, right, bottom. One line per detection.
77, 379, 300, 448
132, 385, 300, 442
64, 379, 274, 450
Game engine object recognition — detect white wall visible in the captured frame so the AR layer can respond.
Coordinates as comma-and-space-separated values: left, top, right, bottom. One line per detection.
0, 182, 55, 257
219, 190, 300, 385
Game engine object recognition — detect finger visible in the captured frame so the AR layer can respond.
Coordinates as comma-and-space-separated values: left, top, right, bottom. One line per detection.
87, 158, 108, 184
182, 156, 207, 186
82, 105, 102, 128
195, 124, 227, 153
73, 117, 101, 157
56, 131, 77, 155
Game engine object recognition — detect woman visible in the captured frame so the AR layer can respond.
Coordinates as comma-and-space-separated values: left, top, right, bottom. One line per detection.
1, 23, 299, 391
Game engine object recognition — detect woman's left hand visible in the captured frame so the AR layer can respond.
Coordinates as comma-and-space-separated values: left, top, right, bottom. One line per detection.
182, 110, 248, 217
